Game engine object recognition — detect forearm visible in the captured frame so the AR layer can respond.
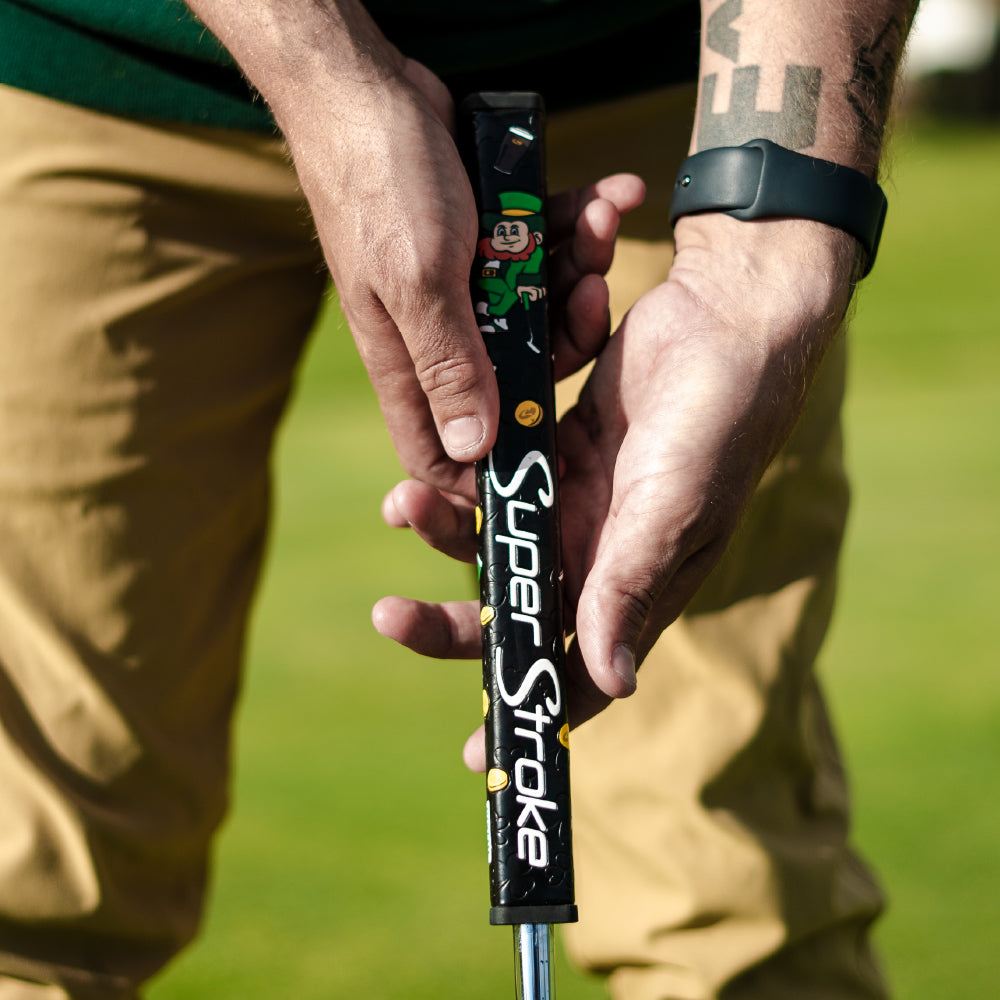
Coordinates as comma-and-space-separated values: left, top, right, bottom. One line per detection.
695, 0, 918, 174
182, 0, 405, 133
667, 0, 919, 341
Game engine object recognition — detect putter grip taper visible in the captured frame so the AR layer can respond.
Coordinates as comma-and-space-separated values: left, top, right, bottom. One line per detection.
460, 92, 577, 928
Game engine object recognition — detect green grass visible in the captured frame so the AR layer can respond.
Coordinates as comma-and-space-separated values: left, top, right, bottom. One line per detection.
820, 117, 1000, 999
148, 117, 1000, 1000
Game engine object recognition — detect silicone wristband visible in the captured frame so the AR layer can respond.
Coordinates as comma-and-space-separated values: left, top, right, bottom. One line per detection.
669, 139, 887, 277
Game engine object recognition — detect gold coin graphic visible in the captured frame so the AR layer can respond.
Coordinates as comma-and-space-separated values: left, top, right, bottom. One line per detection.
559, 723, 570, 748
480, 605, 496, 626
487, 768, 509, 793
515, 400, 543, 427
482, 689, 490, 718
475, 505, 483, 534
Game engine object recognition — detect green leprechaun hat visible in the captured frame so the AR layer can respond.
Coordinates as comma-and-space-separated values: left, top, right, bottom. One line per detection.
482, 190, 545, 232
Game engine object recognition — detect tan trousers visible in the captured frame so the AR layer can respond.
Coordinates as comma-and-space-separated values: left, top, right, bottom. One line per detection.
548, 93, 888, 1000
0, 82, 886, 999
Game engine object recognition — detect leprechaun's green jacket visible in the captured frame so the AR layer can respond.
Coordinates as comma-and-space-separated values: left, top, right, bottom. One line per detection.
477, 245, 546, 318
0, 0, 699, 130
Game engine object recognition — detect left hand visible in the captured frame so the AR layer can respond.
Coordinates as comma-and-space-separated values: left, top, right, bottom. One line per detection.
374, 213, 857, 771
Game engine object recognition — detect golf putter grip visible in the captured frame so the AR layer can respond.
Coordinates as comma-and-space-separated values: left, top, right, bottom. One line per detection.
459, 92, 577, 928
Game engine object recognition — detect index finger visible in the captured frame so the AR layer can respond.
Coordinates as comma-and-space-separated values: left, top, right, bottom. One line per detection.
547, 174, 646, 245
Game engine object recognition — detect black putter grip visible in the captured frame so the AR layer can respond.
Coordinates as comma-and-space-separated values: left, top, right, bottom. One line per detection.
459, 92, 577, 928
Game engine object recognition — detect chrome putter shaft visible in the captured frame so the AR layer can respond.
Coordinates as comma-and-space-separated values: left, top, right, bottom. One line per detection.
515, 923, 555, 1000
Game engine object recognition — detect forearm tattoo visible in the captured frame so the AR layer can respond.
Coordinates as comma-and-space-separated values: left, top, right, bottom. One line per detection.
706, 0, 741, 62
698, 66, 822, 149
845, 16, 909, 158
699, 0, 914, 164
698, 0, 821, 151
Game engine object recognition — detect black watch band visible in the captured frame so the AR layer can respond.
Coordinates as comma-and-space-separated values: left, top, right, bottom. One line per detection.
669, 139, 888, 277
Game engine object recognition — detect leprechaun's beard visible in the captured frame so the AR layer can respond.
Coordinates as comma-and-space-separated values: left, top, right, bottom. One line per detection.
478, 233, 539, 262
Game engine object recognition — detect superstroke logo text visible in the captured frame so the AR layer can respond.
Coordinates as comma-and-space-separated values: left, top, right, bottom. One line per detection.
487, 449, 562, 869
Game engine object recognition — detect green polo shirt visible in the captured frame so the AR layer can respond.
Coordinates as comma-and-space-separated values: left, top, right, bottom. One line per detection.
0, 1, 699, 131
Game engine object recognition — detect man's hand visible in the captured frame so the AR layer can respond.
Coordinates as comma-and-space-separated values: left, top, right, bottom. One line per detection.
555, 213, 855, 709
184, 1, 643, 496
277, 54, 491, 496
373, 213, 856, 771
286, 62, 643, 496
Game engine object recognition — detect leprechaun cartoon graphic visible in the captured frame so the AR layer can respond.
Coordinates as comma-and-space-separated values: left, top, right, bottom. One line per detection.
474, 191, 546, 352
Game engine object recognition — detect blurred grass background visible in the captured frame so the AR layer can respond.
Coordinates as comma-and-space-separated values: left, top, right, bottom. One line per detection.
148, 115, 1000, 1000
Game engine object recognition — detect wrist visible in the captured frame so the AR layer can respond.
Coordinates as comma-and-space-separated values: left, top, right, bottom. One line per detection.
670, 212, 855, 353
670, 140, 887, 277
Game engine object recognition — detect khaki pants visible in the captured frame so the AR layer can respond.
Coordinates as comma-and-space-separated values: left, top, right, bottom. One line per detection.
548, 92, 888, 1000
0, 82, 886, 999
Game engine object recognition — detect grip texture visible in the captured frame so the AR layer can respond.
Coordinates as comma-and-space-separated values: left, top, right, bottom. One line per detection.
460, 92, 577, 928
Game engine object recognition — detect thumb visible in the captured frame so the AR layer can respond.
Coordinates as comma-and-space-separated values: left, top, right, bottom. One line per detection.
353, 266, 500, 481
573, 570, 643, 702
575, 507, 724, 701
572, 502, 680, 700
394, 276, 500, 464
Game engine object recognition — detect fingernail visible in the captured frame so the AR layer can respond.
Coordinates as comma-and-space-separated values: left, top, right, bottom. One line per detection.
443, 416, 486, 456
611, 644, 637, 693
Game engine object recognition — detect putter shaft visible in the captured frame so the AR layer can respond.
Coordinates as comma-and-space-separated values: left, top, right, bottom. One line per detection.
514, 923, 554, 1000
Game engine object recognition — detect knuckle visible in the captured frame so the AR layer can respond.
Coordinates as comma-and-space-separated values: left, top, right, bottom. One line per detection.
414, 351, 479, 401
371, 231, 465, 307
617, 581, 658, 637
